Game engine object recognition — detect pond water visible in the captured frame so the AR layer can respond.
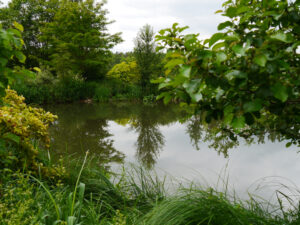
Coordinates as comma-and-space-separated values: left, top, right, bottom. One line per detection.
46, 102, 300, 202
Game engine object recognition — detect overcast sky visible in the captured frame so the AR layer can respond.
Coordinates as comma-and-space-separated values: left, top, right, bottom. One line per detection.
105, 0, 225, 52
1, 0, 226, 52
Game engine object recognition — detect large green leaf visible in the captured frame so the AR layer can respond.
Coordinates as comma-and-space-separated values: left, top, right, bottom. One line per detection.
164, 59, 184, 69
209, 33, 225, 47
3, 132, 20, 144
270, 32, 290, 43
271, 83, 288, 102
231, 116, 245, 130
179, 65, 191, 78
216, 52, 227, 64
217, 21, 233, 30
232, 44, 246, 56
14, 51, 26, 63
243, 99, 263, 112
254, 54, 267, 67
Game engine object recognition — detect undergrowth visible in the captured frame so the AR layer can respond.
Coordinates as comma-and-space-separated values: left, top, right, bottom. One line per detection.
1, 154, 300, 225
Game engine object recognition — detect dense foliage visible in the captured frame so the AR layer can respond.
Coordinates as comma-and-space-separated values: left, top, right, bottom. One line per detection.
107, 59, 140, 84
0, 24, 58, 176
40, 0, 122, 80
0, 89, 58, 174
0, 0, 59, 68
0, 22, 34, 99
155, 0, 300, 146
0, 0, 122, 80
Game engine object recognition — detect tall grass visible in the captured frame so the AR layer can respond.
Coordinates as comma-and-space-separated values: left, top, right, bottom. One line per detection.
2, 158, 300, 225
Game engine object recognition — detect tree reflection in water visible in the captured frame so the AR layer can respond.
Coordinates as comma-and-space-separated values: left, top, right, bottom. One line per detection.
47, 102, 299, 170
131, 106, 165, 169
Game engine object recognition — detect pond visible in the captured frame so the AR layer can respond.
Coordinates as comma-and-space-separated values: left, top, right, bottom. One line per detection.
46, 102, 300, 202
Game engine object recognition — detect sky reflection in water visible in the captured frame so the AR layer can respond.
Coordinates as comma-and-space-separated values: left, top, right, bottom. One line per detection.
47, 102, 300, 201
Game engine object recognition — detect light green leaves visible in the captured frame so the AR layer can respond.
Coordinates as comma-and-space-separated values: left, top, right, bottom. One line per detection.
270, 32, 291, 43
13, 21, 24, 32
179, 65, 191, 78
254, 54, 267, 67
271, 83, 288, 102
217, 21, 233, 30
216, 52, 227, 64
165, 59, 184, 70
209, 33, 225, 47
232, 45, 246, 56
232, 116, 245, 130
15, 51, 26, 63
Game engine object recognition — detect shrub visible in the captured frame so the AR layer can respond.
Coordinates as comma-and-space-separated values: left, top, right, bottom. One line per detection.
0, 89, 58, 175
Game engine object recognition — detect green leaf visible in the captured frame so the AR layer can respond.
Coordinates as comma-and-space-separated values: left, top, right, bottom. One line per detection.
212, 42, 226, 51
254, 54, 267, 67
179, 65, 191, 78
286, 142, 292, 148
226, 7, 237, 18
13, 21, 24, 32
271, 83, 288, 102
33, 67, 41, 72
216, 52, 227, 64
0, 57, 8, 67
232, 116, 245, 130
236, 6, 250, 14
224, 113, 234, 125
209, 33, 224, 47
158, 82, 170, 90
217, 21, 233, 30
243, 99, 263, 112
3, 133, 20, 144
224, 33, 240, 41
164, 59, 184, 69
163, 93, 172, 104
270, 32, 290, 43
190, 92, 203, 102
232, 44, 246, 56
15, 51, 26, 63
225, 70, 247, 80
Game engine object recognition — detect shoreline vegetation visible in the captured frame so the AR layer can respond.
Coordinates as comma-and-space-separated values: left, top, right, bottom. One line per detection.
2, 153, 300, 225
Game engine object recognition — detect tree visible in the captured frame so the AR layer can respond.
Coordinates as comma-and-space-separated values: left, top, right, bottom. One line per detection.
40, 0, 122, 80
0, 22, 35, 100
107, 59, 140, 84
0, 0, 59, 68
134, 24, 163, 93
155, 0, 300, 146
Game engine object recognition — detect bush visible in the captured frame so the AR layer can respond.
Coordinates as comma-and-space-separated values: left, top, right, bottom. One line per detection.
93, 84, 112, 102
0, 89, 58, 175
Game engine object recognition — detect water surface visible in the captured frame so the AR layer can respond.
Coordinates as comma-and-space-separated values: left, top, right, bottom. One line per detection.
47, 102, 300, 201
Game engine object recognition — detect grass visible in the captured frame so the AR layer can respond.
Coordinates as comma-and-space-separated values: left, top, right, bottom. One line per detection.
1, 156, 300, 225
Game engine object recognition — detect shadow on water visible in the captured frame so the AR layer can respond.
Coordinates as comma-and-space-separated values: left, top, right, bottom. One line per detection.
46, 102, 299, 169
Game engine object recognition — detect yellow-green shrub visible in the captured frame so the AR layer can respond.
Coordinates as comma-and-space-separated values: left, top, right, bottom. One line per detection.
0, 89, 58, 174
107, 60, 140, 84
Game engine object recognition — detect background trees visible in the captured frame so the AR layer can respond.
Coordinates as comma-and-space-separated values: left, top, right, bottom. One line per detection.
0, 0, 59, 68
41, 0, 122, 80
0, 0, 122, 80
